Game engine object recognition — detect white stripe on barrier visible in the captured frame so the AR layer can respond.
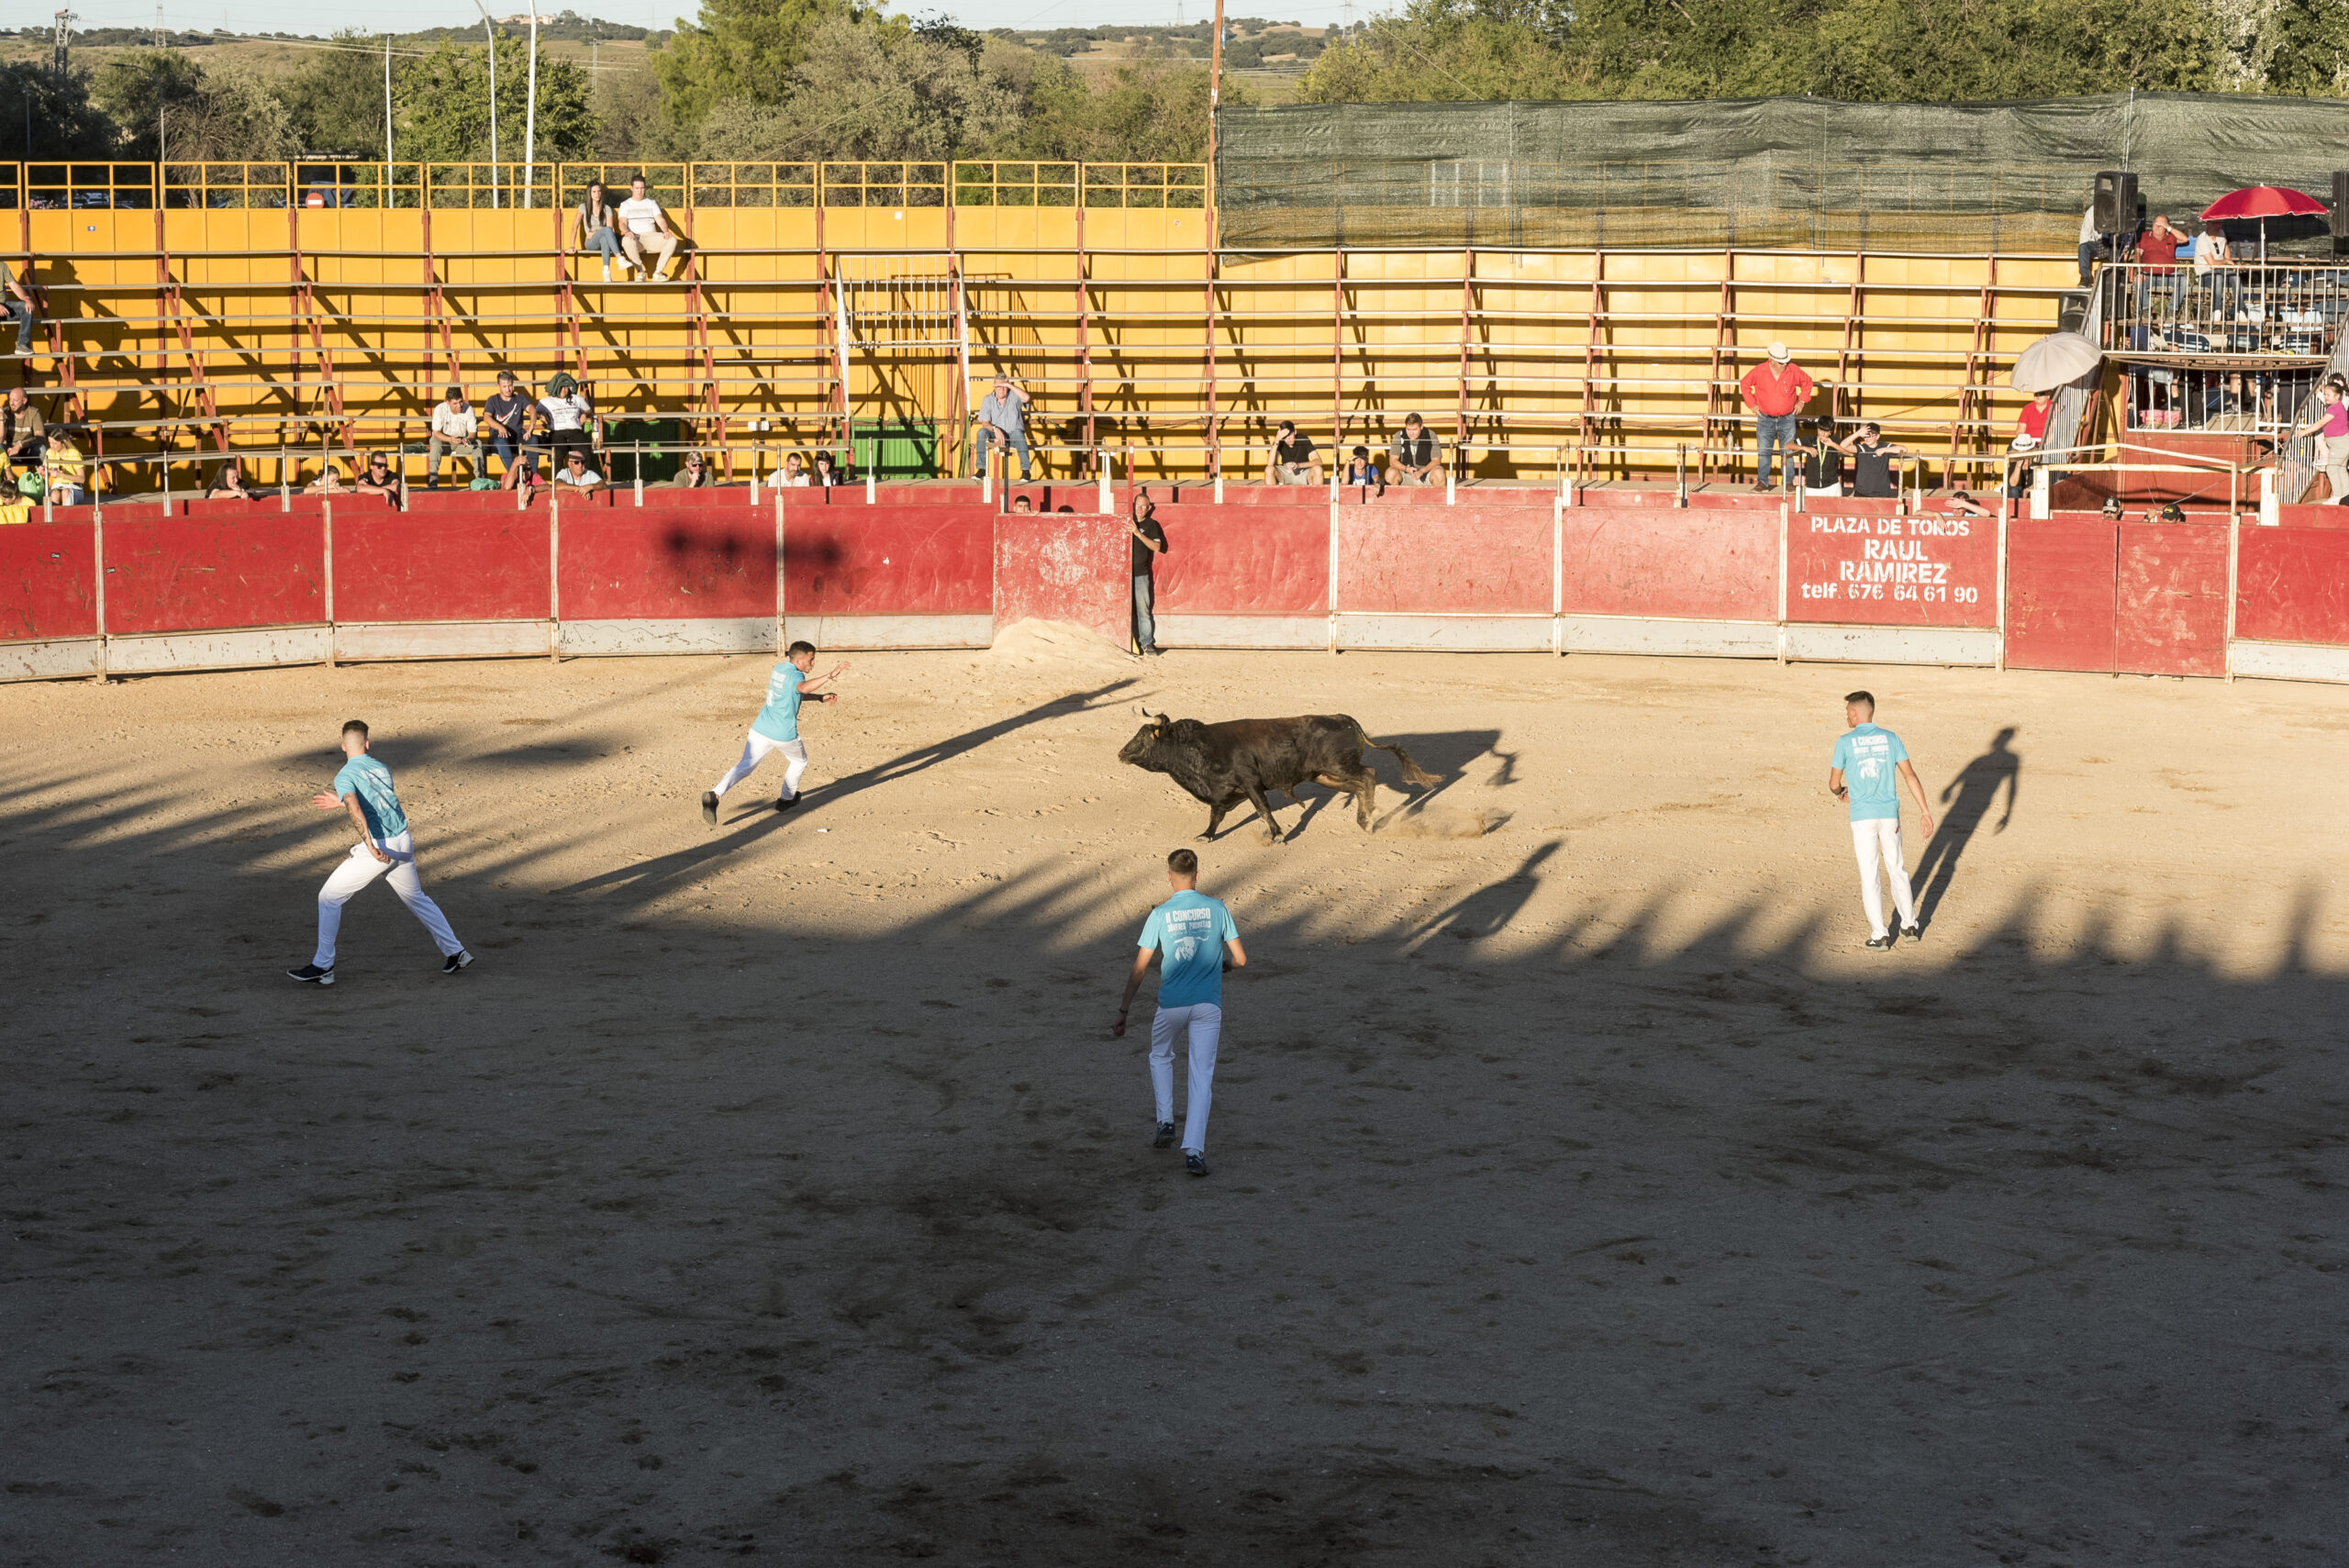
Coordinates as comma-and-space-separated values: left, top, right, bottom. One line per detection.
1155, 615, 1328, 650
105, 626, 333, 674
335, 620, 553, 662
554, 617, 776, 657
1781, 624, 1999, 666
781, 614, 994, 650
2227, 639, 2349, 685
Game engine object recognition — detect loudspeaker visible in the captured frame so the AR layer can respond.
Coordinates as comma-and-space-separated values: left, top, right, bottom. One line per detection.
2332, 171, 2349, 236
2056, 290, 2089, 334
2093, 170, 2137, 234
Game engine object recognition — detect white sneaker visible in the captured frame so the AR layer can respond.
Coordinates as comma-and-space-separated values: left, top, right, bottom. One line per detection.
601, 262, 611, 282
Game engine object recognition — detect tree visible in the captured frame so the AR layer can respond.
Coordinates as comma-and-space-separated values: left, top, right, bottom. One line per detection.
280, 33, 397, 156
0, 61, 119, 160
1008, 55, 1228, 161
397, 34, 600, 163
696, 17, 1019, 160
92, 50, 208, 158
2257, 0, 2349, 94
1297, 0, 1595, 103
653, 0, 869, 136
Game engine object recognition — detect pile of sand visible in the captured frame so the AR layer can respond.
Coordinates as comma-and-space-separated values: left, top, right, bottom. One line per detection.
979, 617, 1139, 674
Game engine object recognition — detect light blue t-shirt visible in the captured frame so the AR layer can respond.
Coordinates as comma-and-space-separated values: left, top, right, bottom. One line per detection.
333, 753, 408, 840
1139, 890, 1240, 1009
750, 661, 807, 742
1831, 724, 1908, 821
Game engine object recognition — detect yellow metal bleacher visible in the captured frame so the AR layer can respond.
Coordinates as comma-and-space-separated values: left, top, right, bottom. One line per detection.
2, 160, 2071, 494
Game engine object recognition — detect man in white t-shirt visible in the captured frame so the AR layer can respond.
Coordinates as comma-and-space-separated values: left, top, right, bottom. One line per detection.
616, 175, 678, 282
2078, 205, 2101, 289
425, 385, 480, 488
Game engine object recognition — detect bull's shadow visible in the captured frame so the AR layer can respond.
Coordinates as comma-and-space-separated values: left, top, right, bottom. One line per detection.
1236, 728, 1506, 843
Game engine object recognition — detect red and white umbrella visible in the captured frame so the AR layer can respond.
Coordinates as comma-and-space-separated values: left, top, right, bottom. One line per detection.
2199, 185, 2330, 261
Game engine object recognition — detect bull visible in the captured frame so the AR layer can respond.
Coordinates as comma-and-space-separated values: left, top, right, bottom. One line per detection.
1118, 710, 1439, 843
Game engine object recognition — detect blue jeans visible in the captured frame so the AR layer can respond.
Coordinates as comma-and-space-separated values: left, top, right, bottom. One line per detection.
1753, 413, 1798, 486
583, 228, 622, 267
5, 297, 32, 355
974, 423, 1030, 480
2135, 270, 2186, 320
488, 431, 533, 480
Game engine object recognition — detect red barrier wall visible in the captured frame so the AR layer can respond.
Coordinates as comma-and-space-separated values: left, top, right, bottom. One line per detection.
0, 521, 99, 640
1787, 511, 1998, 628
557, 505, 776, 620
995, 511, 1129, 643
2116, 522, 2229, 677
2237, 528, 2349, 644
1152, 506, 1330, 617
2005, 516, 2117, 673
1336, 506, 1552, 615
181, 496, 326, 520
1561, 507, 1776, 620
334, 511, 551, 624
781, 504, 993, 617
103, 511, 327, 634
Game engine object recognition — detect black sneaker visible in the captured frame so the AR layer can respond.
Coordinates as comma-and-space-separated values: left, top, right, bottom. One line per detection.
700, 789, 718, 827
1864, 933, 1895, 951
774, 794, 799, 812
442, 951, 473, 974
1152, 1122, 1177, 1149
1185, 1151, 1209, 1177
286, 963, 335, 985
1900, 924, 1922, 944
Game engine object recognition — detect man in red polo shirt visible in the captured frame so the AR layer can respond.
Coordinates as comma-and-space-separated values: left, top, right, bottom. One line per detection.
2134, 214, 2186, 321
1739, 341, 1816, 493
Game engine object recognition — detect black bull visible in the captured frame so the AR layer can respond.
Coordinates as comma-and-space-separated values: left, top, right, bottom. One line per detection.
1117, 712, 1440, 843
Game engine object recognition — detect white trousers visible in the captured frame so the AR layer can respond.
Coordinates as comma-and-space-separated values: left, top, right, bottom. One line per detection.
1149, 1002, 1222, 1154
712, 731, 807, 800
1851, 817, 1917, 937
315, 830, 463, 968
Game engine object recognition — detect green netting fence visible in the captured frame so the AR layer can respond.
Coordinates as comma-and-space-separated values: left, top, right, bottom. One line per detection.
1215, 93, 2349, 251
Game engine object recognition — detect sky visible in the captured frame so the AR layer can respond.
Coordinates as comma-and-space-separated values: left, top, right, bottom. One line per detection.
63, 0, 1361, 37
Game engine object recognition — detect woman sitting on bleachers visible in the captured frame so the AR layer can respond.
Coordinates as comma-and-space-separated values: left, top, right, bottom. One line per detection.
206, 456, 263, 500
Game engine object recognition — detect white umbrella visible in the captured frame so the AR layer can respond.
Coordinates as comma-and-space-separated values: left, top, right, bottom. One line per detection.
2009, 331, 2103, 394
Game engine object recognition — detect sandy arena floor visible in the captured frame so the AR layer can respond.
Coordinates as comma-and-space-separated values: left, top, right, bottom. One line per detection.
4, 627, 2346, 1567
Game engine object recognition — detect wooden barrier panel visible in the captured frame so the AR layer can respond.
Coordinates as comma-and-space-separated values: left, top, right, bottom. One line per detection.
2005, 515, 2118, 673
1787, 511, 1998, 628
1336, 506, 1551, 616
1561, 507, 1776, 621
2236, 528, 2349, 644
557, 504, 776, 621
334, 510, 551, 625
995, 510, 1130, 646
1152, 506, 1330, 616
2116, 522, 2229, 678
781, 502, 995, 648
103, 511, 327, 635
0, 521, 99, 640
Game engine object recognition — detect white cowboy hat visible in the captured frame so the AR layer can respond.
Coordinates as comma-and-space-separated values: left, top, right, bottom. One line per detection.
1766, 341, 1791, 362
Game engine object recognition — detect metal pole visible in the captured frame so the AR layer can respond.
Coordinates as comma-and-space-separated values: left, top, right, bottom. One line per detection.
383, 35, 393, 190
473, 2, 501, 208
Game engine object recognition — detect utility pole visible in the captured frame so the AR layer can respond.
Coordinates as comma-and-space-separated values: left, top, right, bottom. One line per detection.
384, 33, 394, 192
472, 0, 500, 208
523, 0, 540, 209
1208, 0, 1224, 171
154, 1, 164, 47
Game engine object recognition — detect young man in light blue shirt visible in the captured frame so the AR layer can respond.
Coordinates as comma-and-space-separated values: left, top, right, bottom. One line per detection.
701, 639, 847, 825
1114, 849, 1247, 1176
287, 719, 469, 984
1828, 690, 1936, 950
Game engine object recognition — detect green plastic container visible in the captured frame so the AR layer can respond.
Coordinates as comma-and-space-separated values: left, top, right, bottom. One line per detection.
851, 417, 941, 481
604, 417, 685, 484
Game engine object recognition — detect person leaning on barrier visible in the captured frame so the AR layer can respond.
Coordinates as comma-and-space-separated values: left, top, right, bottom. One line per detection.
4, 386, 45, 462
2295, 375, 2349, 505
812, 450, 841, 486
553, 447, 607, 495
1341, 444, 1384, 493
780, 452, 812, 488
426, 385, 482, 489
617, 175, 679, 283
1832, 422, 1908, 499
575, 181, 628, 284
1787, 420, 1845, 498
1389, 413, 1442, 487
1268, 419, 1321, 485
650, 450, 711, 488
351, 451, 402, 501
206, 455, 263, 501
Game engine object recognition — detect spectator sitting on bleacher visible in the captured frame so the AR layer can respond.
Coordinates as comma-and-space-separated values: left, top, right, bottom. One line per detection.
1389, 414, 1442, 487
1268, 420, 1321, 485
351, 451, 401, 500
552, 447, 607, 495
4, 387, 44, 462
3, 255, 35, 358
618, 175, 679, 283
1832, 423, 1908, 499
426, 387, 482, 489
813, 450, 841, 486
540, 373, 595, 473
651, 451, 710, 488
781, 452, 812, 487
206, 456, 263, 500
484, 371, 531, 490
1342, 444, 1384, 493
575, 182, 628, 284
514, 404, 552, 495
41, 428, 88, 505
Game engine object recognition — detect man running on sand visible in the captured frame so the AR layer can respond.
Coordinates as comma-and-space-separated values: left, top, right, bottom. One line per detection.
1113, 849, 1247, 1177
1829, 690, 1935, 951
702, 639, 846, 825
287, 719, 470, 985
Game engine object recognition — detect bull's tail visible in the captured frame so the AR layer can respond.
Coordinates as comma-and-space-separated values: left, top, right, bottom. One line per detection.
1363, 732, 1440, 787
